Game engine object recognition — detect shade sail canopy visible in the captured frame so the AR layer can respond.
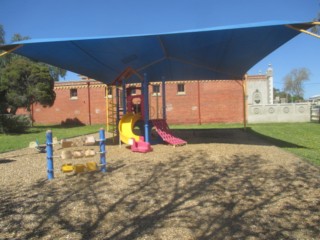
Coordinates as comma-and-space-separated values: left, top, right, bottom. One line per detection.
0, 21, 316, 83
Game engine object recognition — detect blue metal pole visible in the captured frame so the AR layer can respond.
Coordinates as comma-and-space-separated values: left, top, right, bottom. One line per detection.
99, 128, 107, 173
116, 82, 120, 130
143, 73, 150, 143
161, 76, 167, 120
122, 80, 126, 114
46, 130, 54, 180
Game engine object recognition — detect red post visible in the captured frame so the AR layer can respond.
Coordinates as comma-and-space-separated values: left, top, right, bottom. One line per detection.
197, 81, 202, 125
87, 81, 92, 125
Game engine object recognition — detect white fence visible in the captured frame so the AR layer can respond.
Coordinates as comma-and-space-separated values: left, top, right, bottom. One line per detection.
248, 103, 311, 123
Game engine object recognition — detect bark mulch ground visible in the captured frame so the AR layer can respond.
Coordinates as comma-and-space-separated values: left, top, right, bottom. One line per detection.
0, 128, 319, 240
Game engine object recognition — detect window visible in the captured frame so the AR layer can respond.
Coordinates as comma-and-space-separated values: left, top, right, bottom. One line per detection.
70, 88, 78, 99
152, 85, 160, 96
177, 83, 185, 95
130, 88, 137, 95
106, 86, 113, 98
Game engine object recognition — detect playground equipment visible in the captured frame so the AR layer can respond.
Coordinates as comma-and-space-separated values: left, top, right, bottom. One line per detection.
151, 119, 187, 147
118, 112, 142, 144
46, 128, 107, 180
130, 136, 152, 153
117, 87, 153, 152
29, 137, 58, 153
35, 140, 46, 153
106, 67, 186, 150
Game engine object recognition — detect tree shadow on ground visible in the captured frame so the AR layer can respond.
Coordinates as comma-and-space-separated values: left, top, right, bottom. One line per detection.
246, 128, 306, 149
173, 128, 305, 148
0, 159, 16, 164
0, 150, 319, 239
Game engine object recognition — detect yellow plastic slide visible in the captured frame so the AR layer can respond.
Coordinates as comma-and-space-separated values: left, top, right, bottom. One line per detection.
118, 112, 142, 144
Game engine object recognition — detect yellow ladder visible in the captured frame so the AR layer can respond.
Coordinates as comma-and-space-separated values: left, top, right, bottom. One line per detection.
106, 86, 117, 140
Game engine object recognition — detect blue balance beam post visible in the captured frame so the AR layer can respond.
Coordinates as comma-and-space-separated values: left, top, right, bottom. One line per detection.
46, 130, 54, 180
143, 73, 150, 143
99, 128, 107, 173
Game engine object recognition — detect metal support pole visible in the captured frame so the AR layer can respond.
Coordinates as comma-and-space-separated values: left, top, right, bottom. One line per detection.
46, 130, 54, 180
143, 73, 150, 143
242, 75, 247, 130
99, 128, 107, 173
161, 76, 167, 120
116, 82, 120, 129
122, 80, 126, 115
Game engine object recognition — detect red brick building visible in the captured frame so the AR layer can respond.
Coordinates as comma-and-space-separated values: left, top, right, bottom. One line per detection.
18, 75, 266, 125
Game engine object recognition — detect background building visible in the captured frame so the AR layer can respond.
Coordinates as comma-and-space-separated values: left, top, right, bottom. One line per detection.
18, 71, 273, 125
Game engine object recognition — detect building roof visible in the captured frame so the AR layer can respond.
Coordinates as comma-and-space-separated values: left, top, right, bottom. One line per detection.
0, 21, 316, 84
247, 75, 268, 80
309, 95, 320, 100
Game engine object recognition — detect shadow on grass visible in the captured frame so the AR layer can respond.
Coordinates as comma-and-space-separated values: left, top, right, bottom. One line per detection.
0, 125, 82, 136
106, 127, 305, 148
171, 128, 305, 148
246, 128, 306, 149
1, 150, 319, 239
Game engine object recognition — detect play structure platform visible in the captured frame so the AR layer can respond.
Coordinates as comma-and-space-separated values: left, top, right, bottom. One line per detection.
108, 73, 187, 151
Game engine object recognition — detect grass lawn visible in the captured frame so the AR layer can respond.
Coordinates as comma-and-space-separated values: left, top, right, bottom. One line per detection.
1, 122, 319, 166
172, 122, 320, 166
0, 124, 104, 153
248, 122, 320, 166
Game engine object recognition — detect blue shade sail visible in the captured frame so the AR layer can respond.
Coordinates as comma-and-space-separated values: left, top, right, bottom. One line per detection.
0, 21, 315, 83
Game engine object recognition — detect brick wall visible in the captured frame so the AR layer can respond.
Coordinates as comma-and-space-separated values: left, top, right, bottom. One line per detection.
17, 78, 249, 125
17, 81, 107, 125
163, 80, 244, 124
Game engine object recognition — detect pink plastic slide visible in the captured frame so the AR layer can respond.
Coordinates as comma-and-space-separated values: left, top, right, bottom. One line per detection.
151, 119, 187, 146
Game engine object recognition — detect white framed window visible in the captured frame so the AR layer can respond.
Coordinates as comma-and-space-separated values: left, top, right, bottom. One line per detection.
106, 86, 113, 98
152, 84, 161, 96
177, 83, 185, 95
131, 88, 137, 95
70, 88, 78, 99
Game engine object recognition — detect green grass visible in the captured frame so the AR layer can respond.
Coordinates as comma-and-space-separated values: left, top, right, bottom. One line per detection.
0, 124, 104, 153
1, 122, 320, 166
171, 122, 320, 166
248, 123, 320, 166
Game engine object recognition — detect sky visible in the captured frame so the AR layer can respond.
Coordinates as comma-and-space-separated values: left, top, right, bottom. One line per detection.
1, 0, 319, 98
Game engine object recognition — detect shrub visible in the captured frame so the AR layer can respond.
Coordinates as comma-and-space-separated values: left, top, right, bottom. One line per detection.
61, 118, 85, 127
0, 114, 32, 133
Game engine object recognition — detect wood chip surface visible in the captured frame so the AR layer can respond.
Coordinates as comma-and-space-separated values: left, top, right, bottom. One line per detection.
0, 129, 319, 239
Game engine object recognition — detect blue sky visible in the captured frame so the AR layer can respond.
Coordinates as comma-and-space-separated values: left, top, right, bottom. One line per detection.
1, 0, 319, 98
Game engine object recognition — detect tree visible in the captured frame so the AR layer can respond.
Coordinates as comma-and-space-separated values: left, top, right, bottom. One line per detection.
0, 24, 4, 45
311, 12, 320, 34
273, 88, 286, 98
6, 33, 66, 82
283, 68, 310, 102
0, 57, 56, 114
0, 24, 66, 115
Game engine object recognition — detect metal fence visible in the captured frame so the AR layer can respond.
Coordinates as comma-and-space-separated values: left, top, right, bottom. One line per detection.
310, 106, 320, 123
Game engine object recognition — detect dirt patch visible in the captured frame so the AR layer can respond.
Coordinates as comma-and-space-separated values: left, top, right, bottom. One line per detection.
0, 129, 319, 239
